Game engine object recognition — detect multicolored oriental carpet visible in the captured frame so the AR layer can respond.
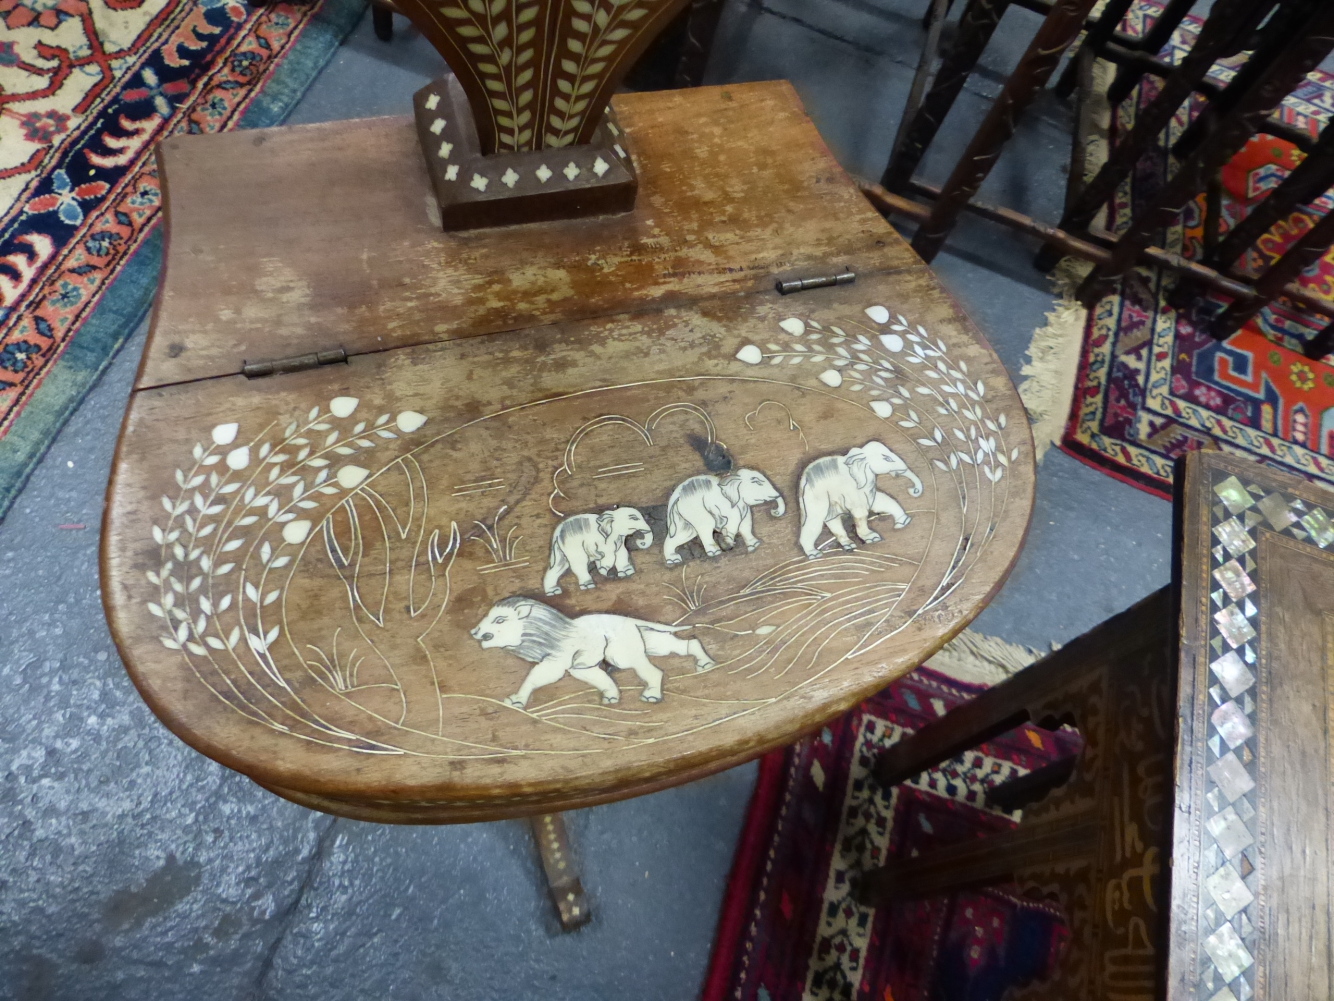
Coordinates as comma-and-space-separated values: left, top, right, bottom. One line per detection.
703, 668, 1077, 1001
1063, 2, 1334, 497
0, 0, 362, 519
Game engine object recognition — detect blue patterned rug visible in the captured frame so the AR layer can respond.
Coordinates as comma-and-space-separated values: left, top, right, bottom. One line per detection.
0, 0, 364, 521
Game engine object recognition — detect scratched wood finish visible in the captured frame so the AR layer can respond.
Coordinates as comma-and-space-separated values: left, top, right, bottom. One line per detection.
106, 82, 1035, 824
863, 450, 1334, 999
142, 83, 912, 389
105, 267, 1035, 822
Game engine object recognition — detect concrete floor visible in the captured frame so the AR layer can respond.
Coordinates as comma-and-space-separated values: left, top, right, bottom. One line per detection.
0, 1, 1172, 998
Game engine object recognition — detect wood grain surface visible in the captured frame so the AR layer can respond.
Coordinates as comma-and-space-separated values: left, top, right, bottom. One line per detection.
141, 82, 914, 389
105, 82, 1035, 823
107, 271, 1034, 819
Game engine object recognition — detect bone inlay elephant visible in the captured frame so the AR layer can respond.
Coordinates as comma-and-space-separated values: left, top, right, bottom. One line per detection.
544, 506, 653, 595
797, 441, 923, 558
662, 468, 785, 565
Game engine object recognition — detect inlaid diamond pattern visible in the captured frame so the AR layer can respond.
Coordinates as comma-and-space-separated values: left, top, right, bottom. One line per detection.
1211, 701, 1253, 749
1203, 922, 1254, 982
1208, 754, 1255, 804
1196, 472, 1334, 996
1214, 476, 1255, 514
1210, 651, 1255, 698
1214, 605, 1255, 647
1205, 863, 1254, 919
1214, 517, 1255, 557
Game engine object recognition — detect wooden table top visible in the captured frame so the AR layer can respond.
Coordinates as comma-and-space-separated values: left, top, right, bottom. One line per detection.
103, 81, 1036, 822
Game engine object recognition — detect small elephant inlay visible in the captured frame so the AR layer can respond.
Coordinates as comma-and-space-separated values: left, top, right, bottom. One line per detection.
797, 441, 923, 558
471, 597, 716, 708
662, 468, 786, 565
543, 506, 653, 595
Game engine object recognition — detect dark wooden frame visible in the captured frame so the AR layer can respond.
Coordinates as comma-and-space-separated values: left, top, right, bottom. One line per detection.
874, 0, 1334, 352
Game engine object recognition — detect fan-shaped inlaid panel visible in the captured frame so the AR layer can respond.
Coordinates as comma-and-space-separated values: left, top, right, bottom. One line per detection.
393, 0, 692, 153
104, 272, 1034, 821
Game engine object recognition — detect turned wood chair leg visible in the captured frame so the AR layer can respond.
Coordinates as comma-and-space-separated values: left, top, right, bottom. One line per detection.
910, 0, 1101, 262
881, 0, 1011, 195
672, 0, 727, 89
529, 813, 592, 931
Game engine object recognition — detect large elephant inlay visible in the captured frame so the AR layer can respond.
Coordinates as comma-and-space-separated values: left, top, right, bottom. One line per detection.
662, 468, 785, 565
797, 441, 923, 558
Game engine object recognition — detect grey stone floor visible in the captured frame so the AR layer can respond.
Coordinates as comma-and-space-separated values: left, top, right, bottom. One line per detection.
0, 1, 1172, 998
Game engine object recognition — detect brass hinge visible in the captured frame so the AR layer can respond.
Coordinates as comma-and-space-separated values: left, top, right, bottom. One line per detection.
775, 270, 856, 295
242, 348, 347, 379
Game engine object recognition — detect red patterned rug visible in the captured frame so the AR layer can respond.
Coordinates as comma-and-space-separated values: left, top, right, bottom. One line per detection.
0, 0, 362, 518
703, 668, 1078, 1001
1063, 1, 1334, 497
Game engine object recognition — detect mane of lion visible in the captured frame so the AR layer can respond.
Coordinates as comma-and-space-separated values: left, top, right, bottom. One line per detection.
491, 596, 578, 663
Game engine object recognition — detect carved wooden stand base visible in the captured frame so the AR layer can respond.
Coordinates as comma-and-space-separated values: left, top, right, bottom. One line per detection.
414, 76, 637, 231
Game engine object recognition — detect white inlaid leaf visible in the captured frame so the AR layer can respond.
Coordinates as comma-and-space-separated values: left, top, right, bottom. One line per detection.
818, 369, 843, 388
226, 446, 250, 470
779, 318, 805, 337
870, 400, 893, 418
212, 423, 238, 446
282, 520, 311, 545
330, 396, 359, 418
337, 465, 370, 489
736, 344, 762, 365
396, 411, 427, 433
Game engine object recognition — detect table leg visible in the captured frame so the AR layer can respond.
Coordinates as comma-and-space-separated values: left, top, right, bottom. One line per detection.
1104, 0, 1196, 108
672, 0, 727, 88
1208, 206, 1334, 340
1206, 118, 1334, 273
372, 2, 394, 42
909, 0, 1101, 262
530, 813, 592, 931
1056, 0, 1262, 241
881, 0, 1011, 194
1052, 0, 1135, 98
1078, 4, 1334, 304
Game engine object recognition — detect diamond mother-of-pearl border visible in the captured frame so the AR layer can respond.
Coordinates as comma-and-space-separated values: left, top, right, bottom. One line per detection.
1198, 472, 1334, 1001
428, 105, 628, 193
